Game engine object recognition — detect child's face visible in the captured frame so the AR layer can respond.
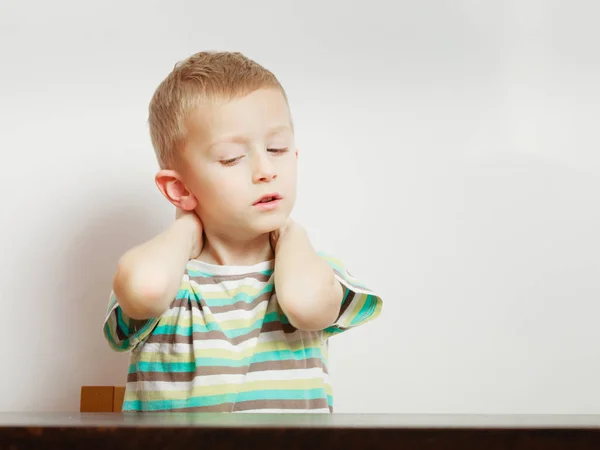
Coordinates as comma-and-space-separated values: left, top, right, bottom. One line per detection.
179, 88, 298, 238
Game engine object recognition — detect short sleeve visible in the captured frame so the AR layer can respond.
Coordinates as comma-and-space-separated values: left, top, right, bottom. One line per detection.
102, 290, 160, 352
319, 253, 383, 339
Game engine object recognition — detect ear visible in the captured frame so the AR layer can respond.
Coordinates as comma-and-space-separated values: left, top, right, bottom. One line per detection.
295, 147, 299, 159
154, 169, 198, 212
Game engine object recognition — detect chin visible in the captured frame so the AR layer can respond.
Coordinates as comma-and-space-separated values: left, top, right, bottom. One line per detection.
253, 214, 288, 234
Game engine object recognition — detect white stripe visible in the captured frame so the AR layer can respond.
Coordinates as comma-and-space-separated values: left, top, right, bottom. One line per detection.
142, 338, 259, 353
186, 258, 274, 276
186, 276, 269, 292
256, 330, 288, 342
243, 367, 328, 383
127, 374, 244, 391
162, 300, 269, 322
104, 301, 120, 327
335, 273, 375, 296
161, 306, 187, 319
141, 330, 323, 353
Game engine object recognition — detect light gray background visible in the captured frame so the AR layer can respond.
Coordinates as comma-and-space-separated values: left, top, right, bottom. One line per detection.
1, 0, 599, 413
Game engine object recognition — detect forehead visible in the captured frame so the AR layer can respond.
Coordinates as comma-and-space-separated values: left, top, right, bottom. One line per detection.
184, 88, 292, 149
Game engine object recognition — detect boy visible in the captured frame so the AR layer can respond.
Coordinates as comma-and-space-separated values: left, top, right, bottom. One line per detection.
103, 51, 383, 413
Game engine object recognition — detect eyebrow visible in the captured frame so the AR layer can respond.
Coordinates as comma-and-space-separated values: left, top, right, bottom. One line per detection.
265, 125, 293, 137
207, 125, 292, 151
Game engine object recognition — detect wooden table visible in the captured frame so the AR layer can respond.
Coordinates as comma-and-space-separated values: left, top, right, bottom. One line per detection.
2, 412, 600, 449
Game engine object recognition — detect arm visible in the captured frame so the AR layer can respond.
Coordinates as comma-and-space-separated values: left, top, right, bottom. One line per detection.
272, 219, 344, 331
112, 211, 203, 321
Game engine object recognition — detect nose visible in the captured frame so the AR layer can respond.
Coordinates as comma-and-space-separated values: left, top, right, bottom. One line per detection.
252, 152, 277, 184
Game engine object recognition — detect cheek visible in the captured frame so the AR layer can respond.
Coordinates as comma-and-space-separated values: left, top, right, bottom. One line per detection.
279, 159, 298, 184
276, 162, 298, 206
194, 172, 248, 210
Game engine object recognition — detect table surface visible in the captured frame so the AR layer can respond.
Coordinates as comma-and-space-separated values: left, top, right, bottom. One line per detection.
2, 412, 600, 429
4, 413, 600, 450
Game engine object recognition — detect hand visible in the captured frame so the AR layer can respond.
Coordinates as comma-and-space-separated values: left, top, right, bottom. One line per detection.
176, 208, 204, 259
270, 217, 299, 252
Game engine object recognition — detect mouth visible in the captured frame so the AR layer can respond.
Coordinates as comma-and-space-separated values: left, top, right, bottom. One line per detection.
253, 193, 283, 206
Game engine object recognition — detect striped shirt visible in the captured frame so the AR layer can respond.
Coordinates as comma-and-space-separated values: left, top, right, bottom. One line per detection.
102, 253, 382, 413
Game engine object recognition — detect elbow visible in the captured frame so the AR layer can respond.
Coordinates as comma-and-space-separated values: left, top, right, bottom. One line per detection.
287, 315, 336, 332
282, 287, 341, 332
112, 259, 170, 320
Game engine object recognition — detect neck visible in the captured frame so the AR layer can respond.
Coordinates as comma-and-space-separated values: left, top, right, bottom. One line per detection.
197, 229, 274, 267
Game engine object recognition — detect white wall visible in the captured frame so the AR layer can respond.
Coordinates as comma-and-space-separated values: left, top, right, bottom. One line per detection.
1, 0, 599, 414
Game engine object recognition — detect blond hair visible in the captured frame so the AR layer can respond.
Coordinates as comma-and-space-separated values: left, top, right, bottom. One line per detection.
148, 51, 286, 168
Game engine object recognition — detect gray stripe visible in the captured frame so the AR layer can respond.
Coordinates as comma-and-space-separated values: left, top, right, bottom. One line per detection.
126, 356, 328, 383
337, 290, 355, 319
127, 364, 246, 381
115, 312, 127, 342
189, 272, 272, 285
233, 398, 330, 412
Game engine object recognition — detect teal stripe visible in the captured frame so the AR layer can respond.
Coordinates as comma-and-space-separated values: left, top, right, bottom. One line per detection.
137, 360, 237, 372
187, 270, 222, 278
187, 269, 274, 278
123, 388, 326, 411
153, 322, 258, 339
350, 294, 378, 326
116, 309, 130, 335
258, 269, 274, 276
135, 347, 323, 373
122, 400, 141, 411
323, 326, 344, 336
236, 388, 326, 402
104, 318, 133, 352
278, 313, 290, 325
123, 393, 236, 411
104, 310, 159, 353
153, 311, 280, 339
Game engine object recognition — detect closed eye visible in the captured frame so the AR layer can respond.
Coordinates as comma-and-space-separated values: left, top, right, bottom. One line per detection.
220, 156, 243, 166
268, 148, 288, 154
